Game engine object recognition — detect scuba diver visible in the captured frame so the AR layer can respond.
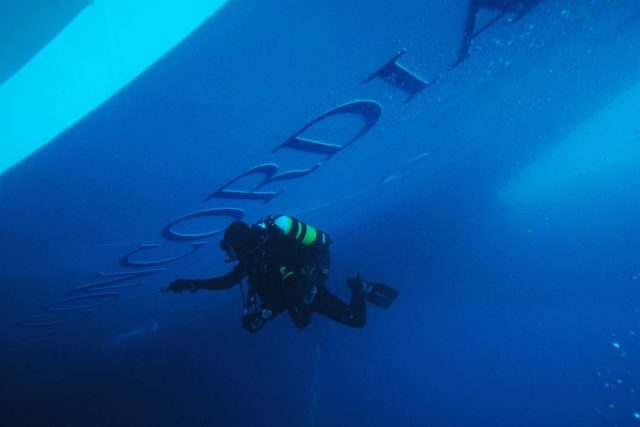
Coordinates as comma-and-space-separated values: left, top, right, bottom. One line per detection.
163, 215, 398, 333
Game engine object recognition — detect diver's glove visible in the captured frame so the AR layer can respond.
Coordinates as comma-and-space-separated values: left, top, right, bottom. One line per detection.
241, 308, 272, 334
165, 279, 197, 293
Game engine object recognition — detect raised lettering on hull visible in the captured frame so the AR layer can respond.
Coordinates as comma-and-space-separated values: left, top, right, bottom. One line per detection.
273, 101, 382, 158
364, 50, 433, 103
453, 0, 541, 67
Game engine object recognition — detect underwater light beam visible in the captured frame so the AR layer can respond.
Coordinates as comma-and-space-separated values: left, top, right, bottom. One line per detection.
0, 0, 230, 176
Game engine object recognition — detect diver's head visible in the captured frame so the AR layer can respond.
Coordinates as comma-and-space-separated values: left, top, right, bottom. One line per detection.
219, 221, 261, 262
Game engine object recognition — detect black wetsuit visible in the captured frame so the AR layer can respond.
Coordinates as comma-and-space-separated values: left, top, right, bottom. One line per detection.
191, 228, 366, 330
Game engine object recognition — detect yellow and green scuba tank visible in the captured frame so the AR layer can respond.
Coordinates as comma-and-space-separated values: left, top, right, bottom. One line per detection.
270, 215, 331, 249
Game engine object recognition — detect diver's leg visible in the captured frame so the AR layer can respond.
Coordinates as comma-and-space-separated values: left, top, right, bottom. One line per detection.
364, 280, 399, 309
288, 304, 312, 329
311, 281, 366, 328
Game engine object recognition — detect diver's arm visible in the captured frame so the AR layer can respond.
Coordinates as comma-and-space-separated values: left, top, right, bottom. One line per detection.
165, 266, 245, 293
193, 265, 245, 291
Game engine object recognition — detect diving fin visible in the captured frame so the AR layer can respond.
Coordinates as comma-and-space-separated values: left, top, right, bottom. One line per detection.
348, 274, 399, 309
364, 280, 399, 309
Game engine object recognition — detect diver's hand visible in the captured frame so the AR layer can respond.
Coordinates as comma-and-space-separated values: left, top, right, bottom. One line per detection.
242, 310, 271, 333
166, 279, 197, 293
241, 313, 263, 333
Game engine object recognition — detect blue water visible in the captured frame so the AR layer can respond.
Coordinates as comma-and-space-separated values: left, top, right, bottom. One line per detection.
2, 0, 640, 425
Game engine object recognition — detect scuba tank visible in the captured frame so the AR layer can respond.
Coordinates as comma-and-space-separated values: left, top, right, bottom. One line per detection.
261, 215, 332, 249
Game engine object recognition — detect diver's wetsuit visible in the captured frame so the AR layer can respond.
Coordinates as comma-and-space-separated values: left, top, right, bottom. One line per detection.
191, 224, 366, 330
